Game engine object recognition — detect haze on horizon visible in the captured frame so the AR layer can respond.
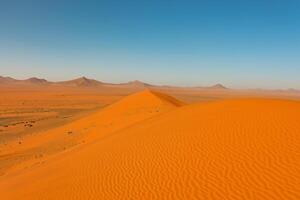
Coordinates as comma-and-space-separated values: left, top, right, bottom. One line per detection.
0, 0, 299, 89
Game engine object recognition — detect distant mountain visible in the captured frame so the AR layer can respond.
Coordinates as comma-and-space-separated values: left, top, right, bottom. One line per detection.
0, 76, 17, 83
287, 88, 300, 92
23, 77, 49, 84
0, 75, 229, 90
209, 84, 227, 89
0, 76, 49, 85
121, 80, 153, 88
57, 77, 104, 87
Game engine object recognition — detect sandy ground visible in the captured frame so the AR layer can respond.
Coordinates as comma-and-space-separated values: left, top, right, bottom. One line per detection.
0, 85, 300, 199
0, 87, 119, 140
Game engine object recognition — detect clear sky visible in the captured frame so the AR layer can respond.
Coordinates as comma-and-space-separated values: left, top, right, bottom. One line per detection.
0, 0, 299, 89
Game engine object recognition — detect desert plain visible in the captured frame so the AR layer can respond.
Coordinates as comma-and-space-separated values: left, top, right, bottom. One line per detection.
1, 76, 300, 199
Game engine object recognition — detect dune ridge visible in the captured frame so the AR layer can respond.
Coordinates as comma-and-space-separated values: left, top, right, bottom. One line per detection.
0, 91, 300, 199
0, 90, 183, 175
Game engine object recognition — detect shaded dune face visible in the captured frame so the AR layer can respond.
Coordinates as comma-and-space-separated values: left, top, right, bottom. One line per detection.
1, 93, 300, 199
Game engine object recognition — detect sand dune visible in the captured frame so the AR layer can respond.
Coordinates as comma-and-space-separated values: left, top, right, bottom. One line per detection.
0, 90, 182, 175
0, 90, 299, 199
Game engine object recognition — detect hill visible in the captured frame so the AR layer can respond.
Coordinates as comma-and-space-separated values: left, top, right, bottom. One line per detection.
0, 76, 16, 83
57, 76, 103, 87
23, 77, 49, 84
209, 83, 227, 89
0, 76, 49, 85
0, 75, 231, 91
123, 80, 153, 88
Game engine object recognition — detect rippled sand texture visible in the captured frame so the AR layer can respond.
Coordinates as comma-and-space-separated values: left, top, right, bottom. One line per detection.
0, 90, 300, 199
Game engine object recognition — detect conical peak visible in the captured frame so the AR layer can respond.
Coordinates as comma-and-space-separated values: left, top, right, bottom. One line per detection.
59, 76, 103, 87
210, 83, 227, 89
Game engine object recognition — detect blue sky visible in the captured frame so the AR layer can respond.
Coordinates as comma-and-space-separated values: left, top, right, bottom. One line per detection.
0, 0, 299, 89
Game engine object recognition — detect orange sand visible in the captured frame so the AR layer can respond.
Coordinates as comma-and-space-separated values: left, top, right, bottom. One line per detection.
0, 89, 300, 199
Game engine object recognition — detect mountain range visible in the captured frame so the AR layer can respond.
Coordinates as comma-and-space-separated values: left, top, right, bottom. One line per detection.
0, 75, 227, 90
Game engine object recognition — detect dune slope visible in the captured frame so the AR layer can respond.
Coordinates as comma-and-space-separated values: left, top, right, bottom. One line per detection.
0, 96, 300, 199
0, 90, 183, 174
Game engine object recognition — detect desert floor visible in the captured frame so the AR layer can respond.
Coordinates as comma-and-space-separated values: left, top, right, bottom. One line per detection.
0, 85, 300, 199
